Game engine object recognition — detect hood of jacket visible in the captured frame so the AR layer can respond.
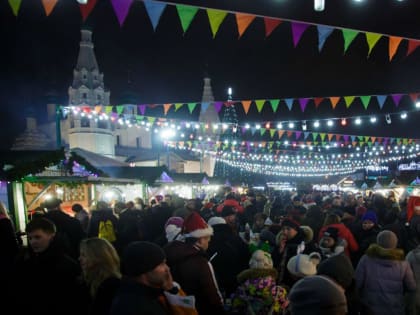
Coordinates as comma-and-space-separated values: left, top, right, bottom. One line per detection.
164, 240, 206, 266
365, 243, 405, 261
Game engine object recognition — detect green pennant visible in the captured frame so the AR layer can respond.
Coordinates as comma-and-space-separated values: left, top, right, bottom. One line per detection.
260, 128, 266, 136
8, 0, 22, 16
367, 142, 372, 148
176, 5, 199, 33
255, 100, 265, 113
364, 136, 370, 142
344, 96, 355, 108
175, 103, 183, 111
365, 32, 382, 56
269, 99, 280, 112
342, 29, 359, 53
358, 136, 364, 142
105, 106, 113, 113
403, 138, 408, 145
320, 133, 326, 141
269, 129, 276, 138
187, 102, 197, 114
312, 132, 318, 141
116, 105, 124, 114
147, 117, 156, 124
206, 9, 228, 38
360, 96, 371, 110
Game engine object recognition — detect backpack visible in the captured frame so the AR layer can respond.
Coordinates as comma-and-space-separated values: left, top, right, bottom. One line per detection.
98, 219, 116, 242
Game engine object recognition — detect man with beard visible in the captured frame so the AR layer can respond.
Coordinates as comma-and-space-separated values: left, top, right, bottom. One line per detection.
111, 241, 173, 315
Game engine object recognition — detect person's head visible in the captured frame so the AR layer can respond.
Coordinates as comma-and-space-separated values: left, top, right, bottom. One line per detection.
377, 230, 398, 249
221, 205, 236, 225
71, 203, 84, 213
332, 196, 342, 207
182, 211, 213, 251
0, 202, 9, 217
113, 201, 127, 215
288, 275, 347, 315
79, 237, 121, 295
25, 218, 56, 253
185, 198, 203, 212
287, 253, 321, 279
42, 197, 62, 211
361, 211, 378, 230
164, 194, 172, 205
320, 227, 339, 249
324, 213, 341, 225
122, 241, 170, 288
249, 249, 273, 269
280, 218, 300, 240
164, 216, 184, 242
254, 213, 267, 229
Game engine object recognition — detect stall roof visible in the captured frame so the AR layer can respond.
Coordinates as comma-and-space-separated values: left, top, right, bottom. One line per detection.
71, 148, 127, 167
99, 166, 169, 185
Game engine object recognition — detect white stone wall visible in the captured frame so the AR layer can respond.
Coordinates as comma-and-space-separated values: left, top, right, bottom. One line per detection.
69, 129, 115, 156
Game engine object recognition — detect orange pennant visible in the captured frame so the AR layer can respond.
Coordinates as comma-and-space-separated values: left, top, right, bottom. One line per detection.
328, 133, 334, 141
330, 97, 340, 109
163, 103, 172, 115
278, 130, 285, 139
242, 100, 252, 114
235, 13, 256, 38
388, 36, 403, 61
42, 0, 58, 16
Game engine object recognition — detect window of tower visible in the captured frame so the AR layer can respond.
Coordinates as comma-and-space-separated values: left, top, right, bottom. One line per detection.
98, 120, 107, 129
136, 137, 141, 148
116, 135, 121, 146
81, 117, 90, 128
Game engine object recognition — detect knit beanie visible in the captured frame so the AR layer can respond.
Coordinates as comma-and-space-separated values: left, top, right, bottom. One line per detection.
288, 275, 347, 315
361, 211, 378, 224
281, 218, 300, 231
377, 230, 398, 249
122, 241, 166, 276
287, 253, 320, 278
249, 249, 273, 269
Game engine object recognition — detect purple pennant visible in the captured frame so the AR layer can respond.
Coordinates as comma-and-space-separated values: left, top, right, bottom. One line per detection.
299, 98, 310, 112
138, 104, 146, 115
291, 22, 310, 47
343, 135, 349, 142
246, 141, 251, 152
241, 127, 247, 134
391, 94, 404, 107
214, 101, 223, 113
295, 131, 302, 140
111, 0, 133, 26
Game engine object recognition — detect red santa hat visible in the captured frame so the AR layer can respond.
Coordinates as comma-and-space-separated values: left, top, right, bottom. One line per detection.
407, 195, 420, 222
182, 211, 213, 238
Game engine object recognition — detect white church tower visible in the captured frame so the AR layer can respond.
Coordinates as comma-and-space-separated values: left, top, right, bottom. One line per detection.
197, 77, 220, 177
67, 29, 115, 157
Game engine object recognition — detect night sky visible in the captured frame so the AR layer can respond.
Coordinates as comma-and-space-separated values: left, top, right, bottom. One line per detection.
1, 0, 420, 151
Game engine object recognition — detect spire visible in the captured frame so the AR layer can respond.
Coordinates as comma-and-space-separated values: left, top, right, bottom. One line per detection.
68, 29, 110, 106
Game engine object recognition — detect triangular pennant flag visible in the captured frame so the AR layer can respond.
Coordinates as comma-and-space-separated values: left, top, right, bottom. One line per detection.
407, 40, 420, 56
138, 105, 146, 115
148, 116, 156, 124
391, 94, 403, 107
328, 133, 334, 141
299, 98, 309, 112
278, 130, 285, 139
187, 102, 197, 114
344, 96, 355, 108
163, 103, 172, 115
79, 0, 97, 21
284, 98, 294, 111
42, 0, 58, 16
116, 105, 124, 114
174, 103, 183, 111
388, 36, 403, 61
304, 132, 310, 139
175, 4, 198, 33
314, 97, 323, 108
260, 128, 267, 136
409, 93, 419, 103
317, 25, 334, 52
110, 0, 133, 26
330, 97, 340, 109
269, 99, 280, 112
365, 32, 382, 56
343, 135, 349, 142
291, 22, 310, 47
342, 29, 359, 53
312, 132, 318, 141
295, 131, 302, 140
8, 0, 22, 16
376, 95, 387, 109
206, 9, 228, 38
286, 131, 293, 138
242, 100, 252, 114
214, 101, 223, 113
320, 133, 326, 141
263, 17, 282, 37
201, 102, 210, 113
143, 0, 167, 31
105, 106, 113, 113
360, 96, 371, 110
255, 100, 265, 113
235, 13, 256, 38
269, 129, 276, 138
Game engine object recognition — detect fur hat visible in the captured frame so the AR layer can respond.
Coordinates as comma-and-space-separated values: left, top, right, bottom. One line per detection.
165, 224, 182, 242
300, 225, 314, 243
377, 230, 398, 249
122, 241, 166, 276
287, 253, 320, 278
182, 211, 213, 238
362, 211, 378, 224
208, 216, 226, 226
249, 249, 273, 269
288, 275, 347, 315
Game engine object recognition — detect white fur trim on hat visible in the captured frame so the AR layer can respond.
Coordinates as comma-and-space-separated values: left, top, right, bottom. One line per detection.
208, 216, 226, 226
184, 226, 213, 238
165, 225, 182, 242
287, 254, 319, 278
249, 250, 273, 269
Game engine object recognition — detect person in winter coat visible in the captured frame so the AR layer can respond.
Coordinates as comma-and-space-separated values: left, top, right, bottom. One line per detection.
164, 211, 225, 315
406, 229, 420, 315
355, 230, 416, 315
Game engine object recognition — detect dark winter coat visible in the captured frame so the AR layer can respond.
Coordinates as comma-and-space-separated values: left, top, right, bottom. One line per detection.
352, 224, 380, 265
87, 209, 119, 239
207, 223, 250, 297
110, 278, 170, 315
164, 240, 225, 315
89, 277, 121, 315
355, 244, 417, 315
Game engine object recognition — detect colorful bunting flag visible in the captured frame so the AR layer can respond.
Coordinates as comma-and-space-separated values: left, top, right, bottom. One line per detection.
235, 13, 256, 38
344, 96, 355, 108
110, 0, 133, 26
163, 103, 172, 115
342, 29, 359, 53
388, 36, 403, 61
376, 95, 387, 109
291, 22, 310, 47
365, 32, 382, 56
42, 0, 58, 16
175, 4, 198, 33
330, 97, 340, 109
391, 94, 403, 107
214, 102, 223, 113
255, 100, 265, 113
187, 103, 197, 114
79, 0, 98, 22
299, 98, 310, 112
8, 0, 22, 16
359, 96, 371, 110
317, 25, 334, 52
407, 39, 420, 56
144, 0, 167, 30
284, 98, 294, 111
263, 18, 282, 37
314, 97, 323, 108
242, 100, 252, 114
206, 9, 228, 38
269, 99, 280, 112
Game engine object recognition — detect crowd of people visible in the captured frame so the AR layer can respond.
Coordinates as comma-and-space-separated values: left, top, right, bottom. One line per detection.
1, 187, 420, 315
